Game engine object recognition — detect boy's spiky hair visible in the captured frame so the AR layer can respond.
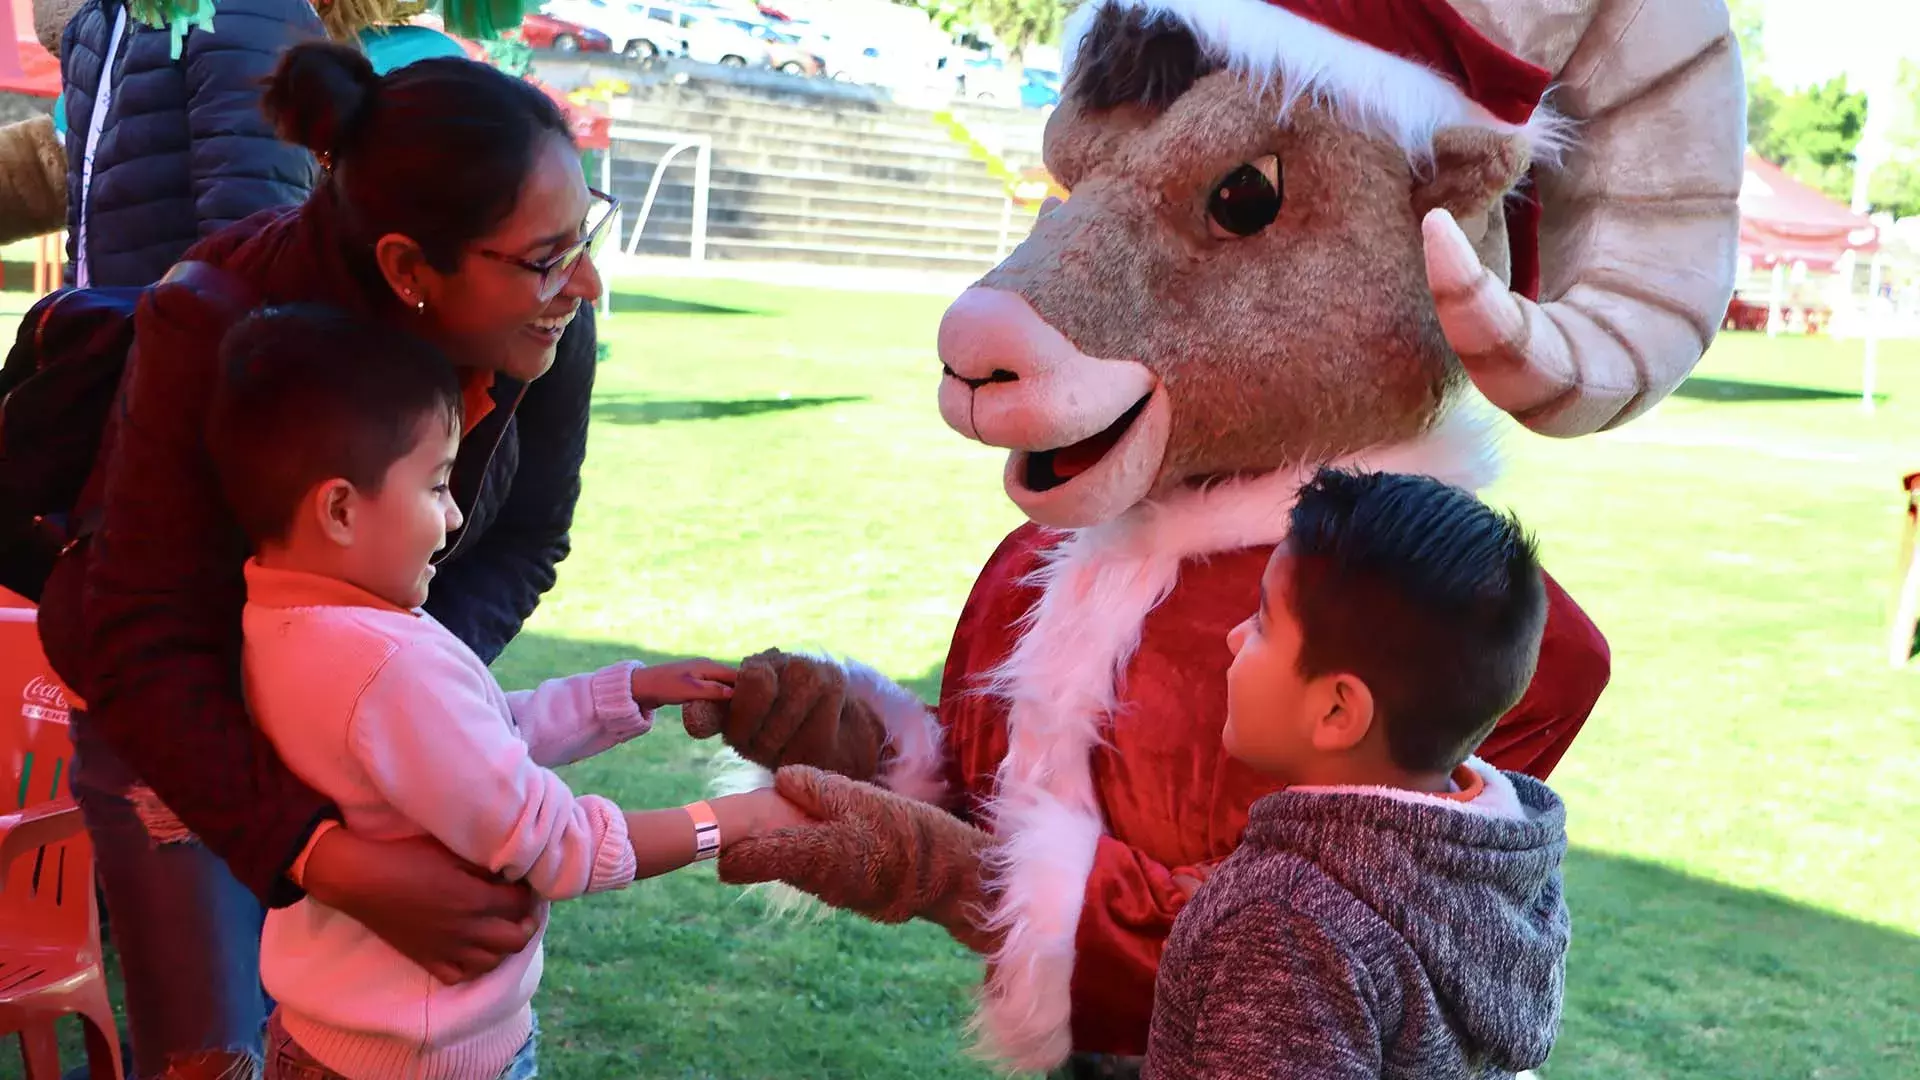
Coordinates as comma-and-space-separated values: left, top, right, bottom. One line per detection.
1285, 468, 1548, 773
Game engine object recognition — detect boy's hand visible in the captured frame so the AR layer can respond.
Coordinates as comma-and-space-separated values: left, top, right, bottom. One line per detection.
678, 649, 889, 781
301, 828, 539, 985
630, 658, 736, 712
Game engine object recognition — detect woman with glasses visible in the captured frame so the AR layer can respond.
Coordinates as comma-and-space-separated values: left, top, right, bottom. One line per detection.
36, 43, 624, 1080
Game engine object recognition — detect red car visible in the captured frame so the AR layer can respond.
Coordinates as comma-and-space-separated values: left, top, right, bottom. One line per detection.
512, 12, 614, 52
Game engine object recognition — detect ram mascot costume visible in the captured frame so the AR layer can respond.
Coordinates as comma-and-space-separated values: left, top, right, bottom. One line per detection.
685, 0, 1747, 1073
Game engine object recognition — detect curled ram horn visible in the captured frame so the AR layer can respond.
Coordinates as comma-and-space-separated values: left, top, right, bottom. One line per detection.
1430, 0, 1748, 437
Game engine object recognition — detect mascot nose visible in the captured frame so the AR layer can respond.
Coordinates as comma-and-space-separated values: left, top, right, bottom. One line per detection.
937, 287, 1071, 387
934, 287, 1155, 450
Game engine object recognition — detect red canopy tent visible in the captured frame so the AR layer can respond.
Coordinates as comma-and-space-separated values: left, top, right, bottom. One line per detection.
0, 0, 60, 97
1738, 149, 1879, 272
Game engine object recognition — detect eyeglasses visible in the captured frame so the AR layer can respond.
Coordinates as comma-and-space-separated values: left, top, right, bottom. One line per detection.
476, 188, 620, 302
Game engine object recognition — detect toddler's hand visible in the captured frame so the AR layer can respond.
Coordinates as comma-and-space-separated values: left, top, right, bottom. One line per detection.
758, 789, 816, 834
710, 786, 818, 844
630, 658, 736, 712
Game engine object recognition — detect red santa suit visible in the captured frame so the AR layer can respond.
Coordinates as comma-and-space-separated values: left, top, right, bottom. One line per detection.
876, 411, 1609, 1068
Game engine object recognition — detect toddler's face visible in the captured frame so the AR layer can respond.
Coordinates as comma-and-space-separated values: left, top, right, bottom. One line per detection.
1223, 550, 1316, 780
342, 416, 463, 610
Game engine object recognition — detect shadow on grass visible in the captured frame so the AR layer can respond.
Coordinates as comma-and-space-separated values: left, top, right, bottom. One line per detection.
607, 291, 763, 317
1674, 376, 1884, 404
1548, 848, 1919, 1077
591, 395, 867, 426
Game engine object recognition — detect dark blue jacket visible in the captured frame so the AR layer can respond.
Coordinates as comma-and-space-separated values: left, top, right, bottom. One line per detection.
61, 0, 324, 287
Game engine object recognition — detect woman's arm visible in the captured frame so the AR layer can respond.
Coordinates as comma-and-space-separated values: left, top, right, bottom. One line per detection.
181, 0, 324, 237
81, 278, 333, 907
424, 306, 596, 662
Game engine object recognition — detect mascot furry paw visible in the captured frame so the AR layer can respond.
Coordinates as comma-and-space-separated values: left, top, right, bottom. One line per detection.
700, 0, 1747, 1071
0, 0, 82, 246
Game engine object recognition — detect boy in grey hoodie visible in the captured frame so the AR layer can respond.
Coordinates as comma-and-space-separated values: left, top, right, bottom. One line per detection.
1144, 468, 1571, 1080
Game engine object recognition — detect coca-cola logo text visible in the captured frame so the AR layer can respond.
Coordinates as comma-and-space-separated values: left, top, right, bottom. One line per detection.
23, 675, 68, 709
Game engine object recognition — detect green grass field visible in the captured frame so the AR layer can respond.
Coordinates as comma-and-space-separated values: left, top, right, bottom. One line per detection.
11, 281, 1920, 1079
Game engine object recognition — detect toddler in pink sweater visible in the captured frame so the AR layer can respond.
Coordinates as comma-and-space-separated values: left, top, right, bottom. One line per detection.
206, 305, 811, 1080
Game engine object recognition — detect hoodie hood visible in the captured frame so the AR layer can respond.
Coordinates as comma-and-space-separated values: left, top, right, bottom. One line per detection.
1244, 760, 1570, 1072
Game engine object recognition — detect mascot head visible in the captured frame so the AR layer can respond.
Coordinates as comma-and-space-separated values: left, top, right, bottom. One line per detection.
936, 0, 1746, 529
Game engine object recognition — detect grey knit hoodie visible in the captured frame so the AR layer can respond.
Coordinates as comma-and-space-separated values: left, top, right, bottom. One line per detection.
1143, 762, 1570, 1079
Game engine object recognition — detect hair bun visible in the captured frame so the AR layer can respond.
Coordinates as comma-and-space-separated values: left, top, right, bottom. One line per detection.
263, 42, 380, 160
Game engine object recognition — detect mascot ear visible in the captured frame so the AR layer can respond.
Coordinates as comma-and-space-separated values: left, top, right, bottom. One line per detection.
1413, 128, 1530, 223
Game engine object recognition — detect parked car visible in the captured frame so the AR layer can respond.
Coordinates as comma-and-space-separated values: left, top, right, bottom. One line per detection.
955, 56, 1019, 103
626, 1, 772, 66
714, 15, 823, 75
1021, 66, 1061, 110
517, 10, 614, 52
545, 0, 687, 59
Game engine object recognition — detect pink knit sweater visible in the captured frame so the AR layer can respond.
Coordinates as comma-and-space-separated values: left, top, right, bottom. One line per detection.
242, 562, 648, 1080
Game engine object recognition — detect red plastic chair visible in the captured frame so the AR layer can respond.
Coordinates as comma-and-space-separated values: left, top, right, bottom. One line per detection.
0, 605, 121, 1080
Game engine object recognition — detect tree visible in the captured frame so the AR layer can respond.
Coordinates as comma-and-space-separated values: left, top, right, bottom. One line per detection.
1867, 60, 1920, 218
1727, 0, 1766, 71
1751, 76, 1868, 204
1869, 159, 1920, 219
910, 0, 1069, 58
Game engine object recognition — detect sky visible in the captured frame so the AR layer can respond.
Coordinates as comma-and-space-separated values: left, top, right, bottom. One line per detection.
1760, 0, 1920, 92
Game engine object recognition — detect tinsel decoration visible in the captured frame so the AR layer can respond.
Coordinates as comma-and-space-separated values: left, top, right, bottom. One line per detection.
435, 0, 531, 42
128, 0, 216, 60
313, 0, 431, 42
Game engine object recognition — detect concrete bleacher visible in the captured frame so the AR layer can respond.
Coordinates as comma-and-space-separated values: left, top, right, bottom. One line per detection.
538, 56, 1048, 274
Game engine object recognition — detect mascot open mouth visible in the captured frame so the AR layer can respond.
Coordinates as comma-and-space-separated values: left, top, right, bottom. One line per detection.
1022, 394, 1153, 492
1004, 389, 1169, 530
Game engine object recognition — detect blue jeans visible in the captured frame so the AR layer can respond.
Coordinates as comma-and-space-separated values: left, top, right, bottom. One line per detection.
69, 711, 271, 1079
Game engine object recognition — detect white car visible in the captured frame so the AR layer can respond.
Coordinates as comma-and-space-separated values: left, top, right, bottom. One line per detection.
627, 1, 773, 66
542, 0, 679, 59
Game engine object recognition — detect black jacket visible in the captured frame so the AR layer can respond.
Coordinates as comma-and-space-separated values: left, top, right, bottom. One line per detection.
61, 0, 323, 287
38, 188, 596, 905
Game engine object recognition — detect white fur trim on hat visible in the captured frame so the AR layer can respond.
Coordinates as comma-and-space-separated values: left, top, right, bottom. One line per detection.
1062, 0, 1570, 163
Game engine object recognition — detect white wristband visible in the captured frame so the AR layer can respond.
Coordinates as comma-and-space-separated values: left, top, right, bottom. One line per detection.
686, 800, 720, 862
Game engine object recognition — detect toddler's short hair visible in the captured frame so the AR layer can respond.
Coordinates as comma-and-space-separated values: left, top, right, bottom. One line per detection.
1285, 468, 1548, 773
207, 304, 462, 545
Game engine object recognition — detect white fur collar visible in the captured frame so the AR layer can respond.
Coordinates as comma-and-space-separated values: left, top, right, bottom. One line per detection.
970, 406, 1503, 1070
1288, 755, 1530, 821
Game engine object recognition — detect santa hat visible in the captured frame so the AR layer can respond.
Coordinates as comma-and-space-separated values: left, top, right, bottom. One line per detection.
1062, 0, 1564, 160
1062, 0, 1564, 296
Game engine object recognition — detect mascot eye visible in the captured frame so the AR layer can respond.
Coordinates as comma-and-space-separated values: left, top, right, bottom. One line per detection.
1207, 155, 1283, 238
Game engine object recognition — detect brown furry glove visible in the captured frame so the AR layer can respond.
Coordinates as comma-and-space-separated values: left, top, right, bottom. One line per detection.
719, 765, 1002, 954
0, 115, 68, 247
681, 650, 889, 781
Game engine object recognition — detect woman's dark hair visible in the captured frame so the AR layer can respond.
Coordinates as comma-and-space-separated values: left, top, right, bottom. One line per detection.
261, 42, 572, 271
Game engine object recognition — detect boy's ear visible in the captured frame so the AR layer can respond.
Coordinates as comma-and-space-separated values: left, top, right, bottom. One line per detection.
1413, 128, 1531, 223
313, 479, 357, 547
1309, 674, 1374, 752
